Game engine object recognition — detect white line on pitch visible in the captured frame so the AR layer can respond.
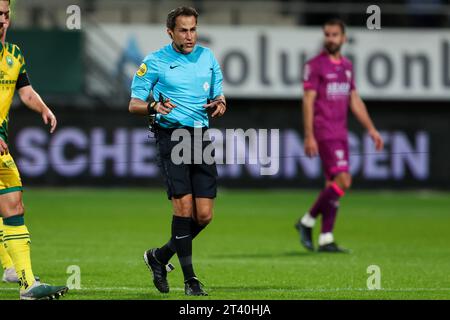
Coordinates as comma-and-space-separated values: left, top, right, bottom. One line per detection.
1, 287, 449, 293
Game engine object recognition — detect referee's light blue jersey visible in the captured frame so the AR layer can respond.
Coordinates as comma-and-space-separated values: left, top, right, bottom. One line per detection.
131, 44, 224, 128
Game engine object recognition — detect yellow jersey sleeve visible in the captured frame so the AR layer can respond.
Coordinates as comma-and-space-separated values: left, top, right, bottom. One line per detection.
13, 44, 26, 75
0, 43, 29, 146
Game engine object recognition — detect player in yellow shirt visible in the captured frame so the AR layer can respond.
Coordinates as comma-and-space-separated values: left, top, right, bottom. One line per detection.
0, 0, 68, 299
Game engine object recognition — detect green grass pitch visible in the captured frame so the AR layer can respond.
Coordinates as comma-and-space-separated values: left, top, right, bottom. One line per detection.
1, 188, 449, 300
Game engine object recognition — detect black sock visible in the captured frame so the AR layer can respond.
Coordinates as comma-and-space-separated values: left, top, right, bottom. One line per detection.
156, 218, 206, 264
172, 216, 195, 281
191, 219, 206, 238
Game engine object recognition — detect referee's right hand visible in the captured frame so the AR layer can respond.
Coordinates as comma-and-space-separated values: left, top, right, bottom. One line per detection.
155, 99, 176, 115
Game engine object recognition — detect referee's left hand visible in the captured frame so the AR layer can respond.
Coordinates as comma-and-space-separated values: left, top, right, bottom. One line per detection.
204, 99, 226, 118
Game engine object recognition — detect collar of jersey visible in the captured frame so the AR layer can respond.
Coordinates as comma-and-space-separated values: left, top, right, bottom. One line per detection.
170, 43, 198, 56
320, 50, 343, 65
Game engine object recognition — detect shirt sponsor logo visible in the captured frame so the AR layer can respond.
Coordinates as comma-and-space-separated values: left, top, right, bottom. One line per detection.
326, 82, 350, 99
0, 80, 16, 85
326, 73, 338, 79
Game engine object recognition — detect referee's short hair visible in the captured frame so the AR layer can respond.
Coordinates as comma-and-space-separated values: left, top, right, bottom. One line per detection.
167, 7, 199, 30
323, 18, 346, 34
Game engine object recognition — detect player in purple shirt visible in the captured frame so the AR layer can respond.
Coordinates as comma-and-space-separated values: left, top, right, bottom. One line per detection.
295, 19, 384, 252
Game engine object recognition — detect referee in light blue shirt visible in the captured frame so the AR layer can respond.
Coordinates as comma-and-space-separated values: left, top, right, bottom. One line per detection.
129, 6, 226, 297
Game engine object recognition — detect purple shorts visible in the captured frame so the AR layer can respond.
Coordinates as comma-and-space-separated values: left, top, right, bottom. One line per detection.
318, 139, 349, 181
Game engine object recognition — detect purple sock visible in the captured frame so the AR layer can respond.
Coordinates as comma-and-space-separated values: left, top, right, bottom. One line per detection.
321, 183, 344, 233
309, 190, 327, 218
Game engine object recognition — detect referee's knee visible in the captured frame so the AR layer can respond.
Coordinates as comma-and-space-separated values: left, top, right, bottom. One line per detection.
195, 210, 213, 226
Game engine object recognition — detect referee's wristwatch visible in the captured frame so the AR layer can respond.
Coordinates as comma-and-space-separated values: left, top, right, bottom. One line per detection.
147, 101, 158, 115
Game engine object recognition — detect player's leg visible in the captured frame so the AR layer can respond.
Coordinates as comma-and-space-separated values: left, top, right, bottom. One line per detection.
316, 140, 351, 253
296, 139, 350, 252
0, 155, 29, 285
0, 191, 68, 299
0, 217, 17, 283
0, 154, 68, 299
0, 191, 35, 288
0, 160, 16, 281
295, 185, 326, 251
317, 173, 350, 252
296, 141, 334, 251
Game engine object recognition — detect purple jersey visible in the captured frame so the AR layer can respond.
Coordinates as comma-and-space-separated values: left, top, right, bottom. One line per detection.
303, 51, 355, 141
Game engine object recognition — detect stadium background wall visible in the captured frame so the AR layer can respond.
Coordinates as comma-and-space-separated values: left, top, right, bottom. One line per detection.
8, 101, 449, 189
8, 30, 83, 95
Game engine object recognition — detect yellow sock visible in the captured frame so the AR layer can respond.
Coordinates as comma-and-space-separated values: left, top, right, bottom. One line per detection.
0, 219, 14, 270
3, 223, 35, 290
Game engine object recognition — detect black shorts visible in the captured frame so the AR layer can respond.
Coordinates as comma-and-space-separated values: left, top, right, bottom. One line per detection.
155, 125, 218, 200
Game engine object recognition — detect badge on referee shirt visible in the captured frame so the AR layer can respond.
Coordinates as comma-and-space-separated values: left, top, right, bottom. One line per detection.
136, 63, 147, 77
